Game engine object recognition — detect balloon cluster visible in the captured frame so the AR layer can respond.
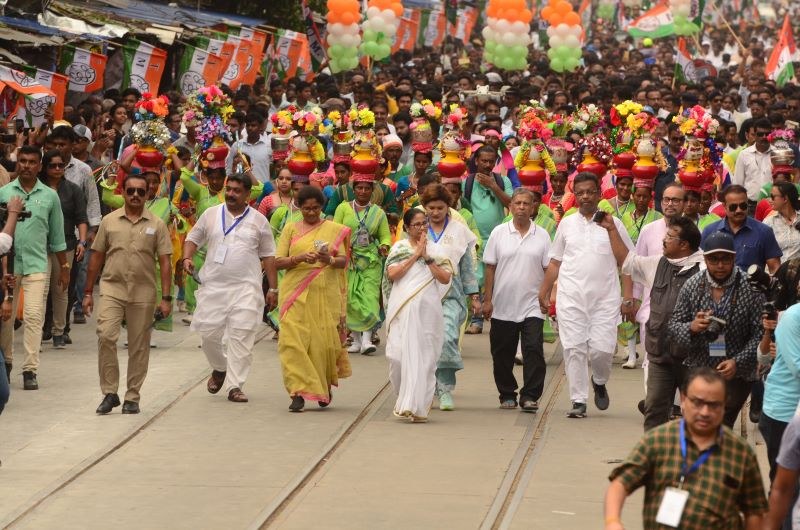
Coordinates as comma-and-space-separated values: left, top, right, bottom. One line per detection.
541, 0, 583, 73
360, 0, 403, 60
326, 0, 362, 73
670, 0, 700, 35
482, 0, 533, 71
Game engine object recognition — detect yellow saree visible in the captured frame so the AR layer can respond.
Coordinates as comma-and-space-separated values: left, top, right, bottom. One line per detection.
277, 220, 352, 404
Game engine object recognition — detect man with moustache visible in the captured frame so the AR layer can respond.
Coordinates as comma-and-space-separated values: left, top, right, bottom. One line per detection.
83, 173, 173, 414
539, 172, 634, 419
225, 111, 272, 184
183, 173, 278, 404
667, 231, 765, 428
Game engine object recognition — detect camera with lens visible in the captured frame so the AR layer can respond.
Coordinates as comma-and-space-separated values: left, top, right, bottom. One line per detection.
747, 264, 781, 318
705, 315, 726, 340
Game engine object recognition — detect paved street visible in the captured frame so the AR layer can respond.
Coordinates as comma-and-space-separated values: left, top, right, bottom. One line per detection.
0, 314, 767, 529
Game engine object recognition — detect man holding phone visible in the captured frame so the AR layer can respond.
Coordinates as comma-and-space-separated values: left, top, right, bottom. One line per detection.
667, 231, 765, 427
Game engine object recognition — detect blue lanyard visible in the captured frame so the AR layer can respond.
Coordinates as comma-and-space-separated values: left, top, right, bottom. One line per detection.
428, 215, 449, 243
352, 201, 370, 228
679, 419, 715, 485
221, 206, 249, 237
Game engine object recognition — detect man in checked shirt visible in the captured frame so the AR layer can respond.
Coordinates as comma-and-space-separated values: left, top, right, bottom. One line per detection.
666, 230, 766, 428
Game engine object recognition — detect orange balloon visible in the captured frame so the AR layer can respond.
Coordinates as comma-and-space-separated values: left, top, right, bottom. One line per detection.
391, 2, 403, 16
520, 8, 533, 23
340, 11, 357, 25
548, 12, 563, 25
541, 5, 553, 20
564, 11, 581, 25
555, 0, 571, 15
326, 11, 342, 24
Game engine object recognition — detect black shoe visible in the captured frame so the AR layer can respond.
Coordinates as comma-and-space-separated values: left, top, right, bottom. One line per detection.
638, 399, 646, 415
73, 313, 86, 324
520, 399, 539, 413
319, 389, 332, 408
22, 371, 38, 390
567, 401, 587, 418
749, 407, 760, 424
13, 318, 21, 330
592, 377, 609, 411
121, 401, 140, 414
52, 335, 65, 349
4, 362, 10, 382
62, 333, 72, 345
96, 393, 121, 414
41, 330, 52, 342
289, 395, 305, 412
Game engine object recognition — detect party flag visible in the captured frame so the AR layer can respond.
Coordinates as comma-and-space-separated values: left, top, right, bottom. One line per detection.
674, 38, 693, 83
58, 45, 106, 93
221, 35, 252, 90
267, 30, 312, 81
445, 0, 458, 27
228, 26, 268, 86
423, 7, 447, 48
393, 14, 420, 52
176, 44, 225, 94
0, 65, 57, 128
302, 0, 328, 71
626, 0, 674, 38
453, 6, 479, 42
20, 66, 68, 120
194, 36, 236, 78
121, 39, 167, 94
766, 14, 797, 87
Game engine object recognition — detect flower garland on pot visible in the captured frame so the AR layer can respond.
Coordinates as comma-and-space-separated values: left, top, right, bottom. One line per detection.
290, 105, 327, 163
671, 106, 721, 190
569, 104, 611, 177
130, 92, 172, 169
270, 109, 294, 161
437, 104, 470, 180
513, 103, 557, 191
409, 99, 442, 153
348, 105, 381, 180
324, 109, 354, 163
182, 85, 235, 169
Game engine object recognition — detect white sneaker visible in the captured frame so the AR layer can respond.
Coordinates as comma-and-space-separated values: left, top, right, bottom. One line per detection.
622, 358, 637, 369
360, 331, 376, 355
347, 334, 362, 353
181, 314, 192, 325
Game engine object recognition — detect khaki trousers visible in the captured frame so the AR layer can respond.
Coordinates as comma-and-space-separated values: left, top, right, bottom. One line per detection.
96, 294, 155, 402
0, 272, 50, 372
47, 250, 74, 336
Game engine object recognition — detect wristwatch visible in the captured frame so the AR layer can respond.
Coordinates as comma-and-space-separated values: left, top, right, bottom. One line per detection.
79, 240, 88, 248
162, 295, 173, 302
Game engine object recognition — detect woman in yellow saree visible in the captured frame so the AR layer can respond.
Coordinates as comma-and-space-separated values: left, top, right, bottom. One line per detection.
275, 186, 352, 412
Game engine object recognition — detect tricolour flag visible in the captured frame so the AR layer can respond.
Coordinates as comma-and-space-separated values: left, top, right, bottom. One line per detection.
392, 14, 420, 53
267, 30, 314, 81
59, 45, 106, 93
422, 7, 447, 48
674, 38, 692, 83
302, 0, 328, 72
626, 0, 674, 39
177, 44, 225, 94
228, 27, 268, 86
121, 39, 167, 94
766, 14, 797, 88
452, 6, 479, 43
20, 66, 68, 120
195, 36, 236, 76
221, 35, 252, 90
0, 65, 57, 128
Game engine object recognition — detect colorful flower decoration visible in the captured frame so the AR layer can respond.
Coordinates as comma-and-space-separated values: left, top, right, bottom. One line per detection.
182, 85, 235, 150
567, 104, 605, 135
134, 93, 169, 122
270, 109, 294, 136
768, 129, 796, 143
672, 105, 719, 139
443, 104, 468, 130
348, 105, 376, 130
410, 99, 443, 122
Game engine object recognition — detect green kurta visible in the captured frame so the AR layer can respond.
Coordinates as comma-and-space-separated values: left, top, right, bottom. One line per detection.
334, 201, 392, 332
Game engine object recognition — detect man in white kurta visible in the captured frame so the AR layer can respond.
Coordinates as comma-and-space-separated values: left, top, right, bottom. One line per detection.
183, 175, 277, 402
539, 173, 633, 418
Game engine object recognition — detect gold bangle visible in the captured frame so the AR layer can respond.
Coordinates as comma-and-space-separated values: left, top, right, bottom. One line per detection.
604, 517, 621, 524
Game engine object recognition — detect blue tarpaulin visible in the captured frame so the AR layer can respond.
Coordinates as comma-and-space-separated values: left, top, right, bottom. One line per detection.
73, 0, 267, 28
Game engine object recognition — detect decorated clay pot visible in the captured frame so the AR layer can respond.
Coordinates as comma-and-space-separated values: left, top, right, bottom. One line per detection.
518, 145, 547, 190
438, 151, 467, 180
287, 136, 315, 176
135, 146, 164, 168
350, 145, 379, 176
577, 153, 607, 178
631, 135, 659, 182
203, 138, 229, 169
771, 139, 795, 167
613, 150, 636, 171
683, 136, 704, 162
272, 136, 290, 161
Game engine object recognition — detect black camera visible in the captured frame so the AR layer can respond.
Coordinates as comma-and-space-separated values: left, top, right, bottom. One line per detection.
592, 210, 606, 223
706, 316, 726, 338
747, 264, 780, 340
0, 203, 31, 224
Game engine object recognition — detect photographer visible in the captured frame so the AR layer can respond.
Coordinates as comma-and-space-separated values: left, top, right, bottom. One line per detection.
667, 231, 765, 428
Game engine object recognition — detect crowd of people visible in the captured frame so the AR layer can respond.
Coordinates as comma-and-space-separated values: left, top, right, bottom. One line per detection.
2, 8, 800, 528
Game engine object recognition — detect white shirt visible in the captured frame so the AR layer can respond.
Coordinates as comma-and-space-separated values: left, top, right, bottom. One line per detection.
483, 220, 551, 322
225, 133, 272, 184
631, 219, 668, 322
732, 144, 773, 201
763, 211, 800, 262
0, 232, 11, 255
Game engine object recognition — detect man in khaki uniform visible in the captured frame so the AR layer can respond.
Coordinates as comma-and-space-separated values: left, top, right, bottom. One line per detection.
82, 173, 173, 415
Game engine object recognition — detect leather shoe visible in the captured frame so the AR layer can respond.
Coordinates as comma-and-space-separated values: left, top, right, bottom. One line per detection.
96, 393, 121, 414
121, 400, 140, 414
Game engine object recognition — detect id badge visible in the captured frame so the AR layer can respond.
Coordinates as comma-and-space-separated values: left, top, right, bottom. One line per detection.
655, 487, 689, 527
213, 244, 228, 264
356, 227, 370, 247
709, 333, 726, 357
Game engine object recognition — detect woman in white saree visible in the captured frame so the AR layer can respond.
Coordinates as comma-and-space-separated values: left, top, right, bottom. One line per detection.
382, 209, 452, 423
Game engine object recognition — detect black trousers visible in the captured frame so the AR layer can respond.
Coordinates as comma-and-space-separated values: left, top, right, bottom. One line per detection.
489, 317, 546, 403
644, 360, 683, 431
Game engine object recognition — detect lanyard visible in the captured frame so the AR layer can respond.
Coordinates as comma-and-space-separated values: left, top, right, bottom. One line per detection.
678, 419, 715, 487
221, 206, 249, 237
352, 201, 370, 228
428, 215, 449, 243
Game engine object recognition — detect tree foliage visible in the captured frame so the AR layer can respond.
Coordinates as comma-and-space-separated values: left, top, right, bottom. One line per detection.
204, 0, 328, 31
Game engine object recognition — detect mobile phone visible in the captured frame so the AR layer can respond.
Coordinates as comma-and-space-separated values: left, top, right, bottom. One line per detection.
14, 119, 24, 133
104, 119, 113, 131
592, 210, 606, 223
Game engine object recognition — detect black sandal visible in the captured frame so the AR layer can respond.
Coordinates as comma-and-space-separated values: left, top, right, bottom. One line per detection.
289, 395, 305, 412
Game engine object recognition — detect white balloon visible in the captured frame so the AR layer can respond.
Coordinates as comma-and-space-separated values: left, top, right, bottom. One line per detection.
555, 24, 571, 38
549, 35, 564, 47
381, 9, 395, 20
366, 6, 381, 19
546, 26, 556, 38
496, 19, 510, 33
329, 22, 344, 35
511, 21, 528, 34
482, 26, 494, 40
564, 35, 580, 48
567, 25, 583, 38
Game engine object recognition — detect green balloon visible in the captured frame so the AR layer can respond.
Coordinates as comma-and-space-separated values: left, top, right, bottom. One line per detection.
547, 48, 558, 60
328, 44, 343, 58
377, 43, 391, 59
486, 40, 497, 53
495, 44, 509, 56
363, 30, 377, 42
330, 58, 342, 72
510, 45, 527, 58
565, 57, 580, 71
550, 57, 565, 72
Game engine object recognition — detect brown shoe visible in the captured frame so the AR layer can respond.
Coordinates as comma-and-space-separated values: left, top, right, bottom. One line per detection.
207, 370, 226, 394
228, 388, 248, 403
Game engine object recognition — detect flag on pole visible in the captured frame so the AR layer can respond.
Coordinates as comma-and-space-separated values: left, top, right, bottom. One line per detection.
177, 44, 225, 94
393, 14, 420, 53
626, 1, 674, 38
228, 27, 268, 86
221, 35, 252, 90
302, 0, 328, 72
20, 66, 68, 120
194, 36, 236, 76
445, 0, 458, 27
422, 7, 447, 48
59, 45, 106, 93
766, 14, 797, 87
265, 30, 312, 81
453, 6, 479, 43
121, 39, 167, 94
0, 65, 57, 128
579, 0, 593, 41
674, 38, 693, 83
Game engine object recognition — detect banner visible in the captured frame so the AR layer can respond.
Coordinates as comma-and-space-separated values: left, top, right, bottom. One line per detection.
20, 66, 68, 120
266, 30, 313, 82
766, 14, 798, 87
221, 35, 252, 90
626, 1, 674, 39
302, 0, 328, 72
121, 39, 167, 94
674, 38, 717, 83
59, 45, 107, 93
0, 66, 57, 128
194, 36, 236, 78
177, 44, 225, 94
453, 6, 479, 43
229, 27, 268, 86
393, 14, 420, 53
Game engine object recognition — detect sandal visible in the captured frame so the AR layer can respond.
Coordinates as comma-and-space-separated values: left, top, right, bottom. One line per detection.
207, 370, 226, 394
289, 395, 305, 412
227, 388, 248, 402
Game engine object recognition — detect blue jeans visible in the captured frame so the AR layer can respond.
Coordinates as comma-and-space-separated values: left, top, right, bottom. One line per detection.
0, 348, 9, 415
72, 248, 90, 316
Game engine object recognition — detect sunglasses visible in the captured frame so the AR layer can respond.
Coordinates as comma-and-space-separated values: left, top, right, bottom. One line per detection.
727, 202, 749, 212
48, 163, 66, 169
755, 131, 769, 137
125, 187, 147, 197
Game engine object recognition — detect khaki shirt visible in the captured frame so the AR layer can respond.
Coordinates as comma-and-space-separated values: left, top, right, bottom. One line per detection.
92, 208, 172, 303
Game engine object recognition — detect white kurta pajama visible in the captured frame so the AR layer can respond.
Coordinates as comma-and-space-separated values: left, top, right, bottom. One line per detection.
550, 213, 633, 404
187, 204, 276, 393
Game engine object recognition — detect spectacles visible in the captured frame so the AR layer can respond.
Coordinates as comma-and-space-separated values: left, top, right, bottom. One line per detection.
706, 253, 735, 264
662, 197, 685, 204
48, 163, 66, 169
727, 202, 749, 212
686, 395, 724, 412
125, 188, 147, 197
712, 98, 722, 103
664, 234, 681, 242
409, 221, 429, 228
754, 131, 769, 138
